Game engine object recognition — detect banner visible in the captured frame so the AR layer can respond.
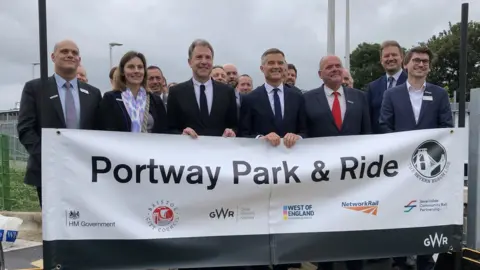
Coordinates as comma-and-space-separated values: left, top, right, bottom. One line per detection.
42, 128, 466, 269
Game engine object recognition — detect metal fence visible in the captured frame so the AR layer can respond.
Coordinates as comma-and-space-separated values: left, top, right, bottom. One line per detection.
0, 120, 39, 212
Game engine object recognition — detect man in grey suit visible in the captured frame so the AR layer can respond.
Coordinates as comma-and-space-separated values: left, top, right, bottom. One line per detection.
304, 55, 371, 139
304, 55, 370, 270
379, 46, 453, 134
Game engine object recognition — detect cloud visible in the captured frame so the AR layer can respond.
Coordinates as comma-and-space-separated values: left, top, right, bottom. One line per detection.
0, 0, 479, 109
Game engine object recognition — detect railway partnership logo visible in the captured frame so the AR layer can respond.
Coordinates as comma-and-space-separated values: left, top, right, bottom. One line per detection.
404, 200, 417, 212
341, 200, 379, 216
409, 140, 450, 184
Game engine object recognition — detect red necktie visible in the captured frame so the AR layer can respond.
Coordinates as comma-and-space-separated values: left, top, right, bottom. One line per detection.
332, 91, 342, 130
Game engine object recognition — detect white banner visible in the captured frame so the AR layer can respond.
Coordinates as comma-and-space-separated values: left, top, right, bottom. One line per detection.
42, 128, 466, 241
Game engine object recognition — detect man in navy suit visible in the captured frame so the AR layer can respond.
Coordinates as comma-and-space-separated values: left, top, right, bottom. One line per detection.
379, 47, 453, 270
366, 40, 407, 134
304, 55, 371, 139
240, 48, 307, 150
304, 55, 370, 270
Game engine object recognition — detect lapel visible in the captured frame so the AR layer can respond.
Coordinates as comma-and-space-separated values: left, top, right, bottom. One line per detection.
283, 87, 294, 123
185, 79, 202, 122
258, 85, 275, 121
342, 87, 353, 129
398, 71, 408, 85
209, 80, 221, 123
113, 91, 131, 130
398, 84, 417, 126
417, 84, 431, 125
315, 86, 337, 129
47, 76, 66, 127
77, 82, 90, 129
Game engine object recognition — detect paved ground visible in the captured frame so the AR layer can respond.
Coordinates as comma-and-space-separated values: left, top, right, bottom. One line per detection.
4, 246, 42, 269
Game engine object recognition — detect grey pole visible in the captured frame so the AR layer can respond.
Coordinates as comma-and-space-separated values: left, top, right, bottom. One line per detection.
327, 0, 335, 55
467, 88, 480, 249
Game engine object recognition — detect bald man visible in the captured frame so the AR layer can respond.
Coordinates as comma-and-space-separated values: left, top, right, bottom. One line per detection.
342, 68, 353, 88
304, 56, 371, 270
77, 65, 88, 83
223, 63, 239, 88
17, 39, 102, 207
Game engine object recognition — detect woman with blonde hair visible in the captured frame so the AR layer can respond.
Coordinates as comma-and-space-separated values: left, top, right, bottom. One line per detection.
98, 51, 168, 133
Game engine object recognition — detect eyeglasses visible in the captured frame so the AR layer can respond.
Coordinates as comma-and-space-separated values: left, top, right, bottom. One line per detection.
412, 58, 430, 65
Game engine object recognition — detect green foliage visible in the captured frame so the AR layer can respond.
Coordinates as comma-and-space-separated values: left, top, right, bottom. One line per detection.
0, 169, 40, 212
349, 43, 383, 90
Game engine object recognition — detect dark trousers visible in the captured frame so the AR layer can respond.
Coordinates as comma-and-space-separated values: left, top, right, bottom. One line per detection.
417, 255, 435, 270
317, 260, 363, 270
36, 186, 42, 208
250, 263, 302, 270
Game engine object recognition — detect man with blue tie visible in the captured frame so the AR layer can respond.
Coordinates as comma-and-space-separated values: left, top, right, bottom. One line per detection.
366, 40, 407, 134
379, 46, 453, 270
239, 48, 307, 149
17, 39, 102, 207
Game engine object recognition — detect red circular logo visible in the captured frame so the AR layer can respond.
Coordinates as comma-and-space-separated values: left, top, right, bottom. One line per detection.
152, 206, 174, 226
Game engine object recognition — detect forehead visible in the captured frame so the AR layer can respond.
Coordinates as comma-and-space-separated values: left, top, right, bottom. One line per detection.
223, 65, 237, 72
322, 56, 341, 68
264, 53, 285, 61
192, 45, 212, 56
212, 68, 225, 73
147, 69, 162, 76
55, 42, 79, 52
411, 52, 430, 59
77, 67, 86, 73
125, 57, 143, 65
382, 45, 401, 56
239, 76, 252, 83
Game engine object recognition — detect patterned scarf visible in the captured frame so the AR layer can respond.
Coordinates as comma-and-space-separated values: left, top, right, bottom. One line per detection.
121, 87, 149, 133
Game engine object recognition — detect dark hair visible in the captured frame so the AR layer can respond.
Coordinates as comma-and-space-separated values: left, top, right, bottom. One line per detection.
261, 48, 285, 64
212, 65, 224, 70
113, 51, 148, 91
287, 63, 297, 75
404, 46, 435, 66
188, 39, 214, 60
147, 65, 162, 72
109, 67, 117, 80
380, 40, 404, 57
239, 74, 251, 78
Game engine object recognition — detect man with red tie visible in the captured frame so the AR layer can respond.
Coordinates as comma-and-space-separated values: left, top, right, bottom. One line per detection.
304, 55, 371, 270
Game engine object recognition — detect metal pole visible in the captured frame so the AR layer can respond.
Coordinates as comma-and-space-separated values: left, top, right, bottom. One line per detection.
458, 3, 468, 128
327, 0, 335, 55
344, 0, 350, 70
109, 45, 113, 69
468, 88, 480, 250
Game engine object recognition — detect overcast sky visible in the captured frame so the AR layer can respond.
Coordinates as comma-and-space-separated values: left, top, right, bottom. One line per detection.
0, 0, 478, 110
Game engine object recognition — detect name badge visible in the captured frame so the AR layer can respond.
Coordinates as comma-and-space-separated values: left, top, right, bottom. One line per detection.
423, 96, 433, 101
80, 88, 89, 94
49, 94, 58, 99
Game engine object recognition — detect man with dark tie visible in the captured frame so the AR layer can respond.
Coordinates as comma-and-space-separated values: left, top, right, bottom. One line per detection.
147, 65, 168, 107
304, 55, 370, 270
366, 40, 407, 134
17, 39, 102, 207
379, 47, 452, 270
239, 48, 307, 150
167, 39, 237, 138
304, 55, 371, 139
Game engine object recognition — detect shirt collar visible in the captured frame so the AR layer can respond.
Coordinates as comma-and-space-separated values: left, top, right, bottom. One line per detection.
406, 81, 427, 92
192, 77, 213, 88
54, 73, 78, 90
264, 82, 284, 94
386, 69, 403, 82
324, 85, 344, 96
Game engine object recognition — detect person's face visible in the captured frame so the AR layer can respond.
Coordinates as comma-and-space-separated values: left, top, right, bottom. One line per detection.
260, 53, 285, 82
223, 64, 238, 87
147, 68, 164, 92
51, 40, 81, 72
319, 56, 343, 85
381, 45, 403, 74
286, 69, 296, 86
406, 52, 431, 79
188, 45, 213, 79
341, 69, 353, 88
123, 57, 145, 86
211, 68, 227, 84
236, 76, 253, 93
76, 66, 87, 83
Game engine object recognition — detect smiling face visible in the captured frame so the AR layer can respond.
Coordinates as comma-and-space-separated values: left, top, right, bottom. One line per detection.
319, 55, 343, 89
188, 45, 213, 81
51, 40, 80, 74
123, 56, 145, 87
381, 45, 403, 75
260, 52, 285, 84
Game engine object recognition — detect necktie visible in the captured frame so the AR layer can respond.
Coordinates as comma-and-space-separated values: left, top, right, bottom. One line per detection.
273, 88, 283, 133
332, 91, 342, 130
64, 82, 78, 129
199, 84, 209, 122
387, 76, 395, 89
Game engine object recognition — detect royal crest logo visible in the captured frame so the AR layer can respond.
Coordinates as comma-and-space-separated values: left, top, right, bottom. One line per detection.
69, 210, 80, 220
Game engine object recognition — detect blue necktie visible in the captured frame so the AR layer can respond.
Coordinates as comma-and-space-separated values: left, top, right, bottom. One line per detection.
273, 88, 283, 134
64, 82, 78, 129
387, 76, 395, 89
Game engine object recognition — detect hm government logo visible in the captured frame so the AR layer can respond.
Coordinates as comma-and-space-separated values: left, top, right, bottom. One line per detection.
146, 200, 179, 232
283, 204, 315, 220
409, 140, 450, 183
65, 209, 115, 228
68, 210, 80, 220
342, 200, 379, 216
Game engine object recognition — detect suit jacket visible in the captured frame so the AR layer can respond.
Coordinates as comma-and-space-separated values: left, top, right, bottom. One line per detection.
379, 83, 453, 133
366, 71, 407, 133
239, 85, 307, 138
98, 90, 169, 133
17, 75, 102, 187
304, 86, 371, 138
167, 79, 238, 136
285, 84, 303, 94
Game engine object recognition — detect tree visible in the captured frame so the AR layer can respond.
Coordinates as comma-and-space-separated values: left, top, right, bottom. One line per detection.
421, 21, 480, 100
349, 43, 383, 90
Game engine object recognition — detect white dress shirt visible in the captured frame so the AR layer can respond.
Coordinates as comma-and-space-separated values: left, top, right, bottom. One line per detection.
406, 81, 426, 124
192, 77, 213, 114
324, 85, 346, 121
386, 69, 404, 88
264, 82, 285, 117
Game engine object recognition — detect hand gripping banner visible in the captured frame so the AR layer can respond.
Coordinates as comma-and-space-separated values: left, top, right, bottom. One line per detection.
41, 128, 466, 269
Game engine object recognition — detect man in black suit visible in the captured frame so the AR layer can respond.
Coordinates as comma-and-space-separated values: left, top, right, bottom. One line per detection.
17, 39, 102, 207
366, 40, 407, 134
240, 48, 307, 149
304, 55, 370, 270
167, 39, 237, 138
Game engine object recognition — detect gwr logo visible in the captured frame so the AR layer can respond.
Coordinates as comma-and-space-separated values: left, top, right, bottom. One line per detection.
209, 208, 235, 219
424, 233, 448, 248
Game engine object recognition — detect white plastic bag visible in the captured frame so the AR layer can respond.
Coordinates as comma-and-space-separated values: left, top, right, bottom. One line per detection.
0, 215, 23, 249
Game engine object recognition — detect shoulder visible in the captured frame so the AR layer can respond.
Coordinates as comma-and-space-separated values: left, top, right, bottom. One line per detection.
345, 87, 366, 97
79, 82, 101, 95
384, 84, 405, 97
426, 83, 448, 94
285, 86, 304, 98
367, 76, 385, 90
169, 80, 191, 93
303, 86, 322, 98
148, 92, 163, 103
213, 81, 235, 92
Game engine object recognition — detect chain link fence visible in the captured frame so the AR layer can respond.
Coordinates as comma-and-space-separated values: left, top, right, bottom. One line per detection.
0, 121, 40, 212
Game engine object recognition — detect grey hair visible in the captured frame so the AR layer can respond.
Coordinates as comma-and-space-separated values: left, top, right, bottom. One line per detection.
188, 39, 214, 60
